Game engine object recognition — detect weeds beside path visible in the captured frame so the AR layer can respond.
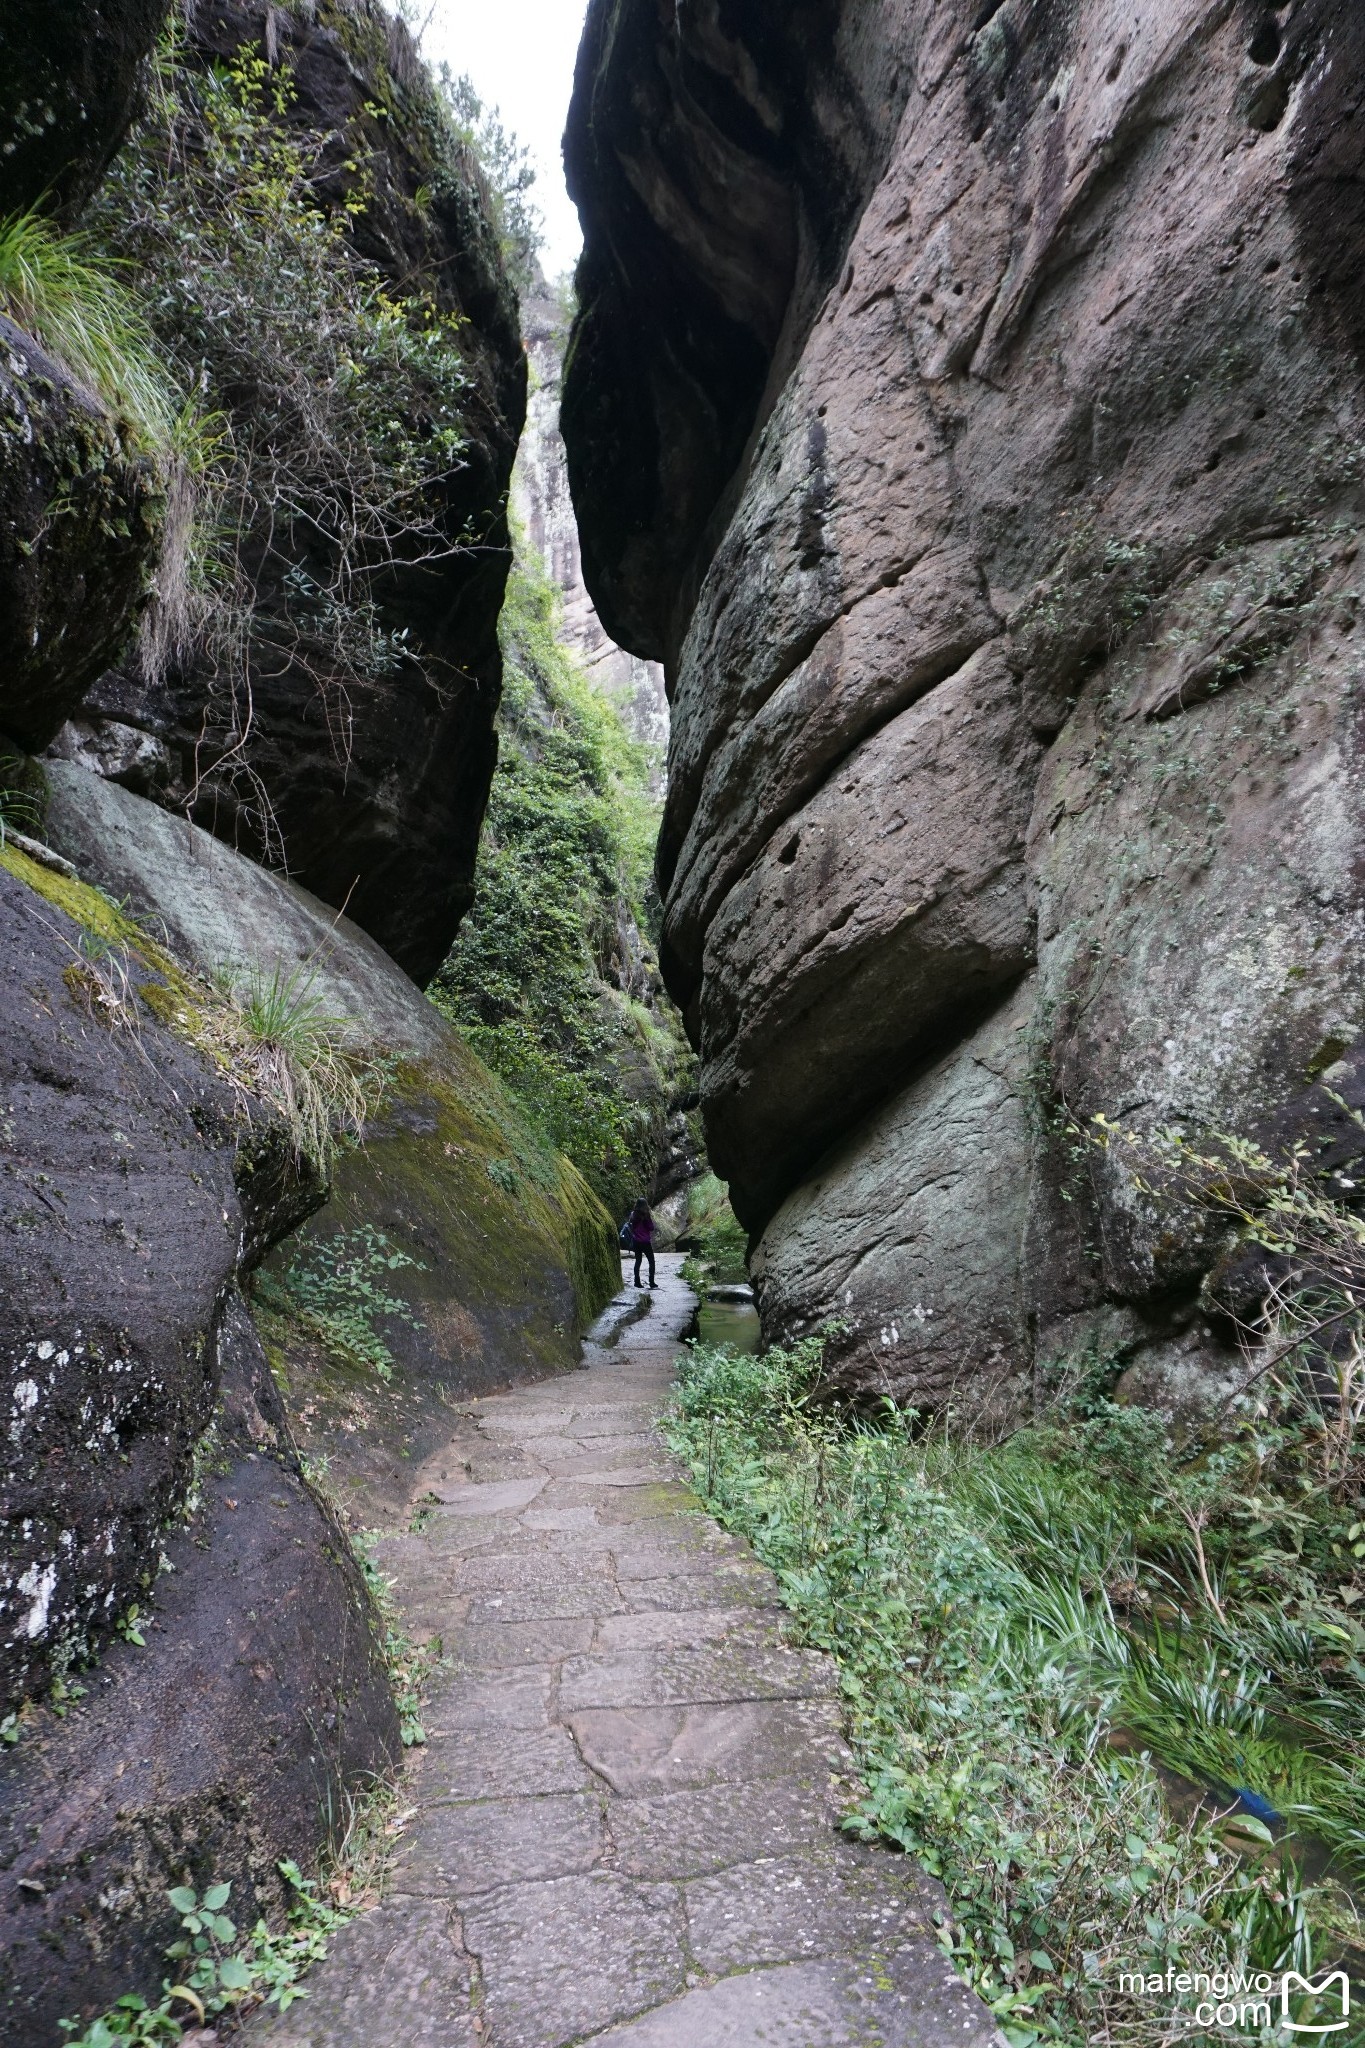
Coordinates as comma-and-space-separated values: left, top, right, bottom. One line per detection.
665, 1340, 1365, 2047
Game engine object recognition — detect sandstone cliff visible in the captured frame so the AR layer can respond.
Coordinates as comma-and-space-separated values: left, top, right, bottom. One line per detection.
564, 0, 1365, 1415
51, 0, 526, 984
0, 7, 619, 2032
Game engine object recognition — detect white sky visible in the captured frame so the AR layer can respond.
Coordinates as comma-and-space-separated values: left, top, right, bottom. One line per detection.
419, 0, 590, 281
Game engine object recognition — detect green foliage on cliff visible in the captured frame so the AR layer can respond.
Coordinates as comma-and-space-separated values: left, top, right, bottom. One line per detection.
680, 1172, 749, 1288
84, 17, 482, 813
437, 69, 541, 291
668, 1338, 1365, 2045
432, 541, 688, 1221
0, 208, 182, 452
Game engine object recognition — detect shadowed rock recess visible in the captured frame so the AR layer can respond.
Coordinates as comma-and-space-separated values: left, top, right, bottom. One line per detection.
564, 0, 1365, 1417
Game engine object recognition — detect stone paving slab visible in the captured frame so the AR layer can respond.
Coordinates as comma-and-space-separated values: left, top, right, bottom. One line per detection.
244, 1899, 476, 2048
389, 1792, 605, 1896
608, 1778, 843, 1879
587, 1952, 997, 2048
462, 1871, 688, 2047
567, 1698, 850, 1795
245, 1257, 1000, 2048
556, 1640, 840, 1710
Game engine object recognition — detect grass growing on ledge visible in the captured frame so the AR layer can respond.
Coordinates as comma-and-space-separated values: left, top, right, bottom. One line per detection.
0, 206, 184, 452
665, 1337, 1364, 2046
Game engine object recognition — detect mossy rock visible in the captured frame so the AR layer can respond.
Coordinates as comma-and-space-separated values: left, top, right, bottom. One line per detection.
42, 765, 620, 1521
0, 315, 163, 751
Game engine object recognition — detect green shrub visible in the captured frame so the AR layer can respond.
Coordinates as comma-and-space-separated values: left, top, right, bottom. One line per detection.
432, 541, 688, 1217
680, 1172, 748, 1288
255, 1224, 425, 1380
87, 22, 483, 806
437, 69, 541, 290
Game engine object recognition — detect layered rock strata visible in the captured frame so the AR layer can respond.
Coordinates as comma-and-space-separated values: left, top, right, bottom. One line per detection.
564, 0, 1365, 1413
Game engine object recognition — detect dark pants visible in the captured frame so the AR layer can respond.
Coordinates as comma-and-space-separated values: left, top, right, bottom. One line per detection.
632, 1241, 656, 1286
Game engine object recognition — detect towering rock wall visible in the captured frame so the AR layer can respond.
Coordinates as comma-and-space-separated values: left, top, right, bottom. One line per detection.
564, 0, 1365, 1416
50, 0, 527, 985
0, 7, 615, 2031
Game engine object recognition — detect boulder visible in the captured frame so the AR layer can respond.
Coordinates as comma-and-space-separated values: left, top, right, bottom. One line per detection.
0, 824, 396, 2040
699, 645, 1040, 1227
0, 0, 168, 216
0, 1297, 396, 2048
0, 313, 163, 752
753, 981, 1035, 1417
43, 762, 621, 1523
74, 0, 527, 984
565, 0, 1365, 1412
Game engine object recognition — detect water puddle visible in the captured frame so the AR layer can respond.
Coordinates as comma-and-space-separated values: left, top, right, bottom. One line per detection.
692, 1293, 761, 1353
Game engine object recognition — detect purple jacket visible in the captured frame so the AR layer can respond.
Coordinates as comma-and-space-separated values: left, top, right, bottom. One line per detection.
630, 1217, 655, 1244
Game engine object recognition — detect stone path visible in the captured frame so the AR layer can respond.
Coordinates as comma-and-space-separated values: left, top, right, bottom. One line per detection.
246, 1256, 999, 2048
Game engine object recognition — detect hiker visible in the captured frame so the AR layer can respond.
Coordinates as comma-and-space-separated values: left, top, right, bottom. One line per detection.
628, 1199, 657, 1290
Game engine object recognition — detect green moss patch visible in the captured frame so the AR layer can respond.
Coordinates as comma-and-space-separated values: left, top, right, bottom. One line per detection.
251, 1041, 617, 1525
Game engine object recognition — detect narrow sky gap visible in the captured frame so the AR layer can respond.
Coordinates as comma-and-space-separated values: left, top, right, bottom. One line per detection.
422, 0, 589, 278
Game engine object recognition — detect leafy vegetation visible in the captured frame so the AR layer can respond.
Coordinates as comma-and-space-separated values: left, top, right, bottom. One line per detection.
353, 1529, 438, 1747
58, 1864, 364, 2044
437, 68, 541, 290
432, 541, 689, 1219
254, 1223, 426, 1381
86, 20, 486, 841
679, 1171, 749, 1290
0, 207, 183, 452
667, 1124, 1365, 2048
224, 961, 389, 1175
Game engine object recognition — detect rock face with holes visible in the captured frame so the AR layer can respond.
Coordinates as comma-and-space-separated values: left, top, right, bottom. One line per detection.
564, 0, 1365, 1414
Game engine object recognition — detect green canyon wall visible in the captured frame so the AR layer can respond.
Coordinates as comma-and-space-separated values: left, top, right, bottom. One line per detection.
563, 0, 1365, 1420
0, 5, 617, 2037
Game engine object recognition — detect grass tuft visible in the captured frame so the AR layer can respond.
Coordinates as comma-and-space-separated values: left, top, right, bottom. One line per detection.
226, 962, 387, 1176
0, 208, 184, 453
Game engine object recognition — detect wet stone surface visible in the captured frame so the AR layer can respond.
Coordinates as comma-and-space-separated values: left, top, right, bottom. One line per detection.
245, 1256, 1000, 2047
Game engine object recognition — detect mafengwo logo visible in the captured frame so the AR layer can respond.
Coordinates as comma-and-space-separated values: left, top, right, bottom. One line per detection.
1281, 1970, 1350, 2035
1118, 1966, 1351, 2034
